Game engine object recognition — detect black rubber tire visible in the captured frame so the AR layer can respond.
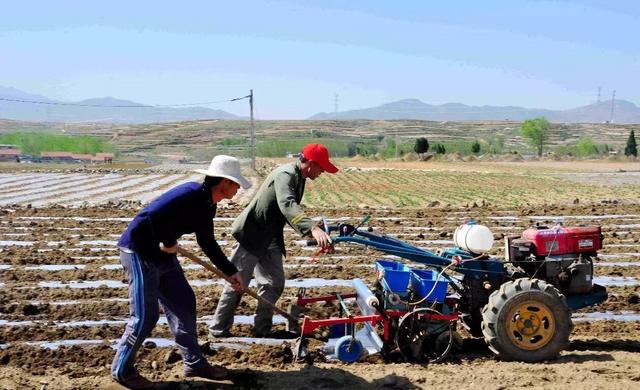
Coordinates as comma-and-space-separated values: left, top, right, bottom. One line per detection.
481, 278, 573, 362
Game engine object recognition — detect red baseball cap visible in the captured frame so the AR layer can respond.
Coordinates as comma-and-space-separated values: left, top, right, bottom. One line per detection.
301, 143, 339, 173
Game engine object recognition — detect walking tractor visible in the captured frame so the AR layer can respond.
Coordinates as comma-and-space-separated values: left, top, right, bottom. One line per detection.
290, 218, 607, 363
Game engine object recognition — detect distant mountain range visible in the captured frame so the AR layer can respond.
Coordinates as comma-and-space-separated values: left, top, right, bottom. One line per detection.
309, 98, 640, 124
0, 86, 241, 124
3, 86, 640, 124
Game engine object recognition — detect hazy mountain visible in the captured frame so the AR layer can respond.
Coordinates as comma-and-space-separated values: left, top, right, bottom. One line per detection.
0, 87, 241, 123
309, 98, 640, 124
552, 100, 640, 124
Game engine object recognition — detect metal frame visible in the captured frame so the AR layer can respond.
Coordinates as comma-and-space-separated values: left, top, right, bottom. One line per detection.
295, 290, 459, 342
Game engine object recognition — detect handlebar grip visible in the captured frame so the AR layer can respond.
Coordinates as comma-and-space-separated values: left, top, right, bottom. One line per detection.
306, 239, 318, 246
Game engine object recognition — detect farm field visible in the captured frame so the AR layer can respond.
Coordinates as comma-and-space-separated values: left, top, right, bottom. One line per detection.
1, 158, 639, 209
303, 165, 640, 208
1, 159, 640, 389
3, 118, 640, 160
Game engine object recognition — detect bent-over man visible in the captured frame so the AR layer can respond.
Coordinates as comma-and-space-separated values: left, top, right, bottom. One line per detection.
111, 155, 250, 389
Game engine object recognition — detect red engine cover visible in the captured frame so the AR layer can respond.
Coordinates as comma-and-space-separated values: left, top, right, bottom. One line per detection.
521, 226, 603, 256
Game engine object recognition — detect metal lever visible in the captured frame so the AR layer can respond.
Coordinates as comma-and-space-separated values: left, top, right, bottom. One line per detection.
350, 215, 371, 236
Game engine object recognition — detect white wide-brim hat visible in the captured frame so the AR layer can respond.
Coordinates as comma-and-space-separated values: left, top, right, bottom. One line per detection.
194, 155, 252, 189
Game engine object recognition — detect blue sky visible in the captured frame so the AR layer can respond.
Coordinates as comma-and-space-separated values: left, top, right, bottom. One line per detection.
1, 0, 638, 119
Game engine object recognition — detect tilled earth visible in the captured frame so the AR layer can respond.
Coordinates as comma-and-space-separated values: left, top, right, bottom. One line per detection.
1, 202, 640, 389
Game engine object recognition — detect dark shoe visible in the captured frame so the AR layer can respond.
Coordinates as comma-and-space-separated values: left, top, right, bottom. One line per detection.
184, 363, 229, 381
209, 329, 233, 338
268, 329, 299, 339
252, 329, 297, 339
112, 373, 153, 389
251, 327, 273, 338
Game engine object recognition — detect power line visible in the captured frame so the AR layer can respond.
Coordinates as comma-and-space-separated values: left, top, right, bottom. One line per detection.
0, 95, 250, 108
156, 96, 251, 107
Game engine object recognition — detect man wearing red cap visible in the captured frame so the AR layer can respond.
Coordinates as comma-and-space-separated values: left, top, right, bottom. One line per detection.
210, 143, 338, 337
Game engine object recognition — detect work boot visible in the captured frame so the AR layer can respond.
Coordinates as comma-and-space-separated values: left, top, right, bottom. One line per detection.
112, 373, 153, 389
184, 363, 229, 381
251, 326, 272, 338
251, 330, 268, 338
209, 329, 233, 338
268, 329, 299, 339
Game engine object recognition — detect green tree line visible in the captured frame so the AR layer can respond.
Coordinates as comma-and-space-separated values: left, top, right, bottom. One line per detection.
0, 132, 117, 156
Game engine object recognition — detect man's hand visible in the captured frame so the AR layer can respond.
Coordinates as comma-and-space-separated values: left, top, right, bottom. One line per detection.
228, 272, 244, 291
311, 225, 333, 250
159, 242, 178, 254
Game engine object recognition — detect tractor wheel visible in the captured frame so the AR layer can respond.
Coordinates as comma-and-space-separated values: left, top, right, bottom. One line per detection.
395, 308, 454, 363
481, 278, 572, 362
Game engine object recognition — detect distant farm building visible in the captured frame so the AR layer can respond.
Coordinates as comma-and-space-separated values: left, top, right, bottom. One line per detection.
40, 151, 75, 163
164, 154, 188, 163
93, 153, 114, 163
0, 145, 21, 162
72, 154, 94, 163
39, 151, 114, 164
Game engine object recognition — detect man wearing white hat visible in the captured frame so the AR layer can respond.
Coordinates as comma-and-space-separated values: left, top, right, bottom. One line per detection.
111, 155, 250, 389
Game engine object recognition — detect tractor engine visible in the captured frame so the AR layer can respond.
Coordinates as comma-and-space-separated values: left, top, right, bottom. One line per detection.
505, 225, 603, 294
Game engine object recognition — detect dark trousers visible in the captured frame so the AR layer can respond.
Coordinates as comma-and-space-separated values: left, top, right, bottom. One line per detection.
111, 249, 205, 381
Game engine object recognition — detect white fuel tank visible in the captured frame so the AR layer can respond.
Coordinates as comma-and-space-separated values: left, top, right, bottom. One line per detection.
453, 223, 494, 254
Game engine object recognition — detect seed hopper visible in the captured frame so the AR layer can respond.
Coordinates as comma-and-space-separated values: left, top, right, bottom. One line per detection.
291, 218, 608, 364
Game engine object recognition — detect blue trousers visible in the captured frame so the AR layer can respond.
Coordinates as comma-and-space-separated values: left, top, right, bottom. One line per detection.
111, 249, 205, 381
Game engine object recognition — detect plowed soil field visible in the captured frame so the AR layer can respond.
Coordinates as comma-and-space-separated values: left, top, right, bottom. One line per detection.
2, 198, 640, 389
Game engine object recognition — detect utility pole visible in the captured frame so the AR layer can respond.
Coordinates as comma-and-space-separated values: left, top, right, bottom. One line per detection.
609, 90, 616, 123
249, 89, 256, 170
597, 86, 601, 104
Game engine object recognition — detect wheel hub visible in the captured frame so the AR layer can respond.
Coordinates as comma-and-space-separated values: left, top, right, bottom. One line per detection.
506, 300, 555, 350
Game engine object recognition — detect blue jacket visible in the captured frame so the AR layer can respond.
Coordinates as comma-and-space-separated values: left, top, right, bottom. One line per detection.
118, 181, 237, 276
